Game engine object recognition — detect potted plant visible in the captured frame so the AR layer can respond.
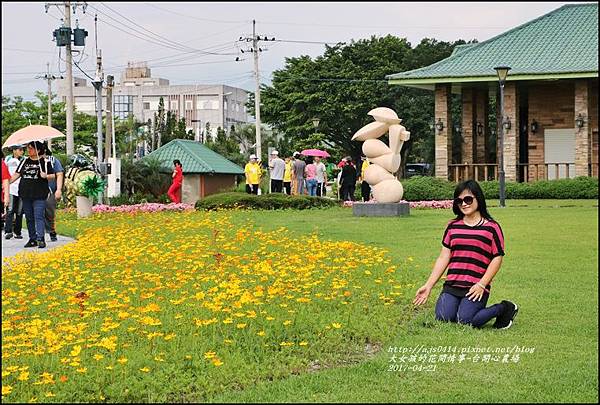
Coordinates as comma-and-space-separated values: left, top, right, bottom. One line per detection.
76, 174, 106, 218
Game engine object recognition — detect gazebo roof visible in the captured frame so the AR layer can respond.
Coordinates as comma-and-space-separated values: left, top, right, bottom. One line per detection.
143, 139, 244, 175
387, 3, 598, 89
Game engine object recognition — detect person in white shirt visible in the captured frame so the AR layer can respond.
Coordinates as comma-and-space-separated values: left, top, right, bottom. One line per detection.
314, 156, 328, 197
4, 145, 24, 239
268, 150, 286, 193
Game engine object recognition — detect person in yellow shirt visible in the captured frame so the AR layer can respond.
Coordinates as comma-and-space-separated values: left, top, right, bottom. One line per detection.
360, 155, 371, 201
245, 154, 261, 194
283, 156, 293, 195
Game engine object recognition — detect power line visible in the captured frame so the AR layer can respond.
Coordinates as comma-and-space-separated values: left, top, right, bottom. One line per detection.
2, 47, 56, 54
274, 39, 344, 45
143, 3, 249, 24
98, 2, 200, 53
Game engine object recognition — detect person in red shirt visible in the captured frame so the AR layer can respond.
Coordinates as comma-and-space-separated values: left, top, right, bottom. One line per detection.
167, 159, 183, 203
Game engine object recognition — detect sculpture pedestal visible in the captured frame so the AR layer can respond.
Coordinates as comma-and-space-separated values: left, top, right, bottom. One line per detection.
352, 202, 410, 217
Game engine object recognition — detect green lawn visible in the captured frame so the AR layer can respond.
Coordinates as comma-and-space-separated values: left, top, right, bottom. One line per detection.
52, 199, 598, 403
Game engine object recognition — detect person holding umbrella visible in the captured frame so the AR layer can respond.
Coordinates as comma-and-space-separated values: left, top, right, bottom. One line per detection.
9, 141, 55, 248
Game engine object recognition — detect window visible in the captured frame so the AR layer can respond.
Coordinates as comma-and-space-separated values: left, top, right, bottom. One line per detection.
114, 95, 134, 119
143, 102, 150, 110
170, 101, 178, 110
185, 100, 193, 110
224, 101, 228, 111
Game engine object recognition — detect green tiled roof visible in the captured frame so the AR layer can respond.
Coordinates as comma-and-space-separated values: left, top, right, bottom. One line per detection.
387, 3, 598, 83
144, 139, 244, 175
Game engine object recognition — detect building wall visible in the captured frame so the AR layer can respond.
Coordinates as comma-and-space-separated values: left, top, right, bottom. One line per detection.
589, 80, 599, 176
58, 79, 250, 136
181, 174, 200, 205
203, 174, 237, 197
528, 81, 575, 179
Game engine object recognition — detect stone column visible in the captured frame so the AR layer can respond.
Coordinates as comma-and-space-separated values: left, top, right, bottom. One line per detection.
502, 82, 519, 182
475, 88, 488, 164
435, 84, 452, 179
574, 80, 590, 177
461, 88, 474, 179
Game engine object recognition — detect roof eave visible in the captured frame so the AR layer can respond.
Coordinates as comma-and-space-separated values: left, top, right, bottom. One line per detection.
388, 71, 599, 87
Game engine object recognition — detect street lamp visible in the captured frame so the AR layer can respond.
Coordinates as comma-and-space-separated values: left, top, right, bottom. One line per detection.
494, 65, 511, 208
312, 117, 320, 131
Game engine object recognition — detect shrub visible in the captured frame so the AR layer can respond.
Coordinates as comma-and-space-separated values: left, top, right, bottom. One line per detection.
195, 192, 339, 211
400, 176, 598, 200
402, 176, 455, 201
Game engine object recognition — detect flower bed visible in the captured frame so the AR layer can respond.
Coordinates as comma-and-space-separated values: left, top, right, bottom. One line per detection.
343, 200, 453, 209
92, 202, 195, 214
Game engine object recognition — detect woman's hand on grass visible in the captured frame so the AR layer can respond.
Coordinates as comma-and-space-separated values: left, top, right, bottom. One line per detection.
466, 284, 484, 301
413, 285, 432, 306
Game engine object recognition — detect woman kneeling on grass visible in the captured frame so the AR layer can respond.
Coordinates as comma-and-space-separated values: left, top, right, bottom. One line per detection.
413, 180, 518, 329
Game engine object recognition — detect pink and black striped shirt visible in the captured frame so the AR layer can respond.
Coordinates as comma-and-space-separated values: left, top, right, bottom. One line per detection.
441, 219, 505, 296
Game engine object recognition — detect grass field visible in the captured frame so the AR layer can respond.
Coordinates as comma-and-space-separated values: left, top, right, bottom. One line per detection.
2, 200, 597, 403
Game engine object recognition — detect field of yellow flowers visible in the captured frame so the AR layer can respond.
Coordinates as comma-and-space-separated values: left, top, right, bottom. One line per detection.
2, 210, 414, 402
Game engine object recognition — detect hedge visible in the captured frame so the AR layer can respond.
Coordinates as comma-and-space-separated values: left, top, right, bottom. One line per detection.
195, 192, 339, 211
402, 176, 598, 201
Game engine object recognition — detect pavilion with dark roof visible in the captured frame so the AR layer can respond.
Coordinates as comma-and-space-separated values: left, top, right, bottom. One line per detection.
144, 139, 244, 204
387, 3, 598, 182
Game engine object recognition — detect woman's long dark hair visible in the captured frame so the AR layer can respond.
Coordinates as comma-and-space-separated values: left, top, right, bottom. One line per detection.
452, 180, 494, 221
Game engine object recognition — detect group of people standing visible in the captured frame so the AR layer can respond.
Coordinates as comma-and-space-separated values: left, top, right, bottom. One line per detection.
1, 141, 64, 248
244, 151, 329, 197
244, 151, 373, 201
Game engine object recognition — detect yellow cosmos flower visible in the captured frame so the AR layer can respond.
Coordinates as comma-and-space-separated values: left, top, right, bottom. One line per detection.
45, 392, 55, 398
212, 359, 223, 367
279, 341, 294, 347
93, 354, 104, 361
70, 345, 82, 357
283, 320, 292, 326
331, 323, 342, 329
76, 368, 87, 373
17, 371, 30, 381
222, 318, 233, 324
257, 331, 266, 337
236, 323, 247, 329
139, 367, 150, 373
117, 357, 128, 364
2, 385, 13, 396
299, 341, 308, 346
204, 351, 216, 359
164, 333, 176, 341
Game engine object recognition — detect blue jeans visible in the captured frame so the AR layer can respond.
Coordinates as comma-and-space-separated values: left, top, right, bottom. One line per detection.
434, 292, 504, 328
306, 179, 318, 196
22, 198, 47, 242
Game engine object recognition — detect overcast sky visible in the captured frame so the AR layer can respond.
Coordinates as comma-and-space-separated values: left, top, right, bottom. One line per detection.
2, 1, 578, 101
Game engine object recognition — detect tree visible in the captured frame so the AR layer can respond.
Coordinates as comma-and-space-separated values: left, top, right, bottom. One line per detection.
2, 92, 99, 155
248, 35, 470, 175
205, 126, 245, 167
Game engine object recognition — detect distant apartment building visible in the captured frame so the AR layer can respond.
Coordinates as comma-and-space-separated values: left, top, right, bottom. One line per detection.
57, 62, 250, 139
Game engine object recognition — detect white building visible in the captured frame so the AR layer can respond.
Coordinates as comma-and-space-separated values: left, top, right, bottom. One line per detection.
57, 62, 250, 139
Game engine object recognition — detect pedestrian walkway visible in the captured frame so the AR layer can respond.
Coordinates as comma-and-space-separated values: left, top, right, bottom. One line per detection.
2, 230, 75, 259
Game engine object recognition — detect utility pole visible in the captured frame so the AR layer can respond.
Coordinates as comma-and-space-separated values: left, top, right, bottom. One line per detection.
105, 75, 114, 160
92, 49, 103, 166
36, 62, 63, 149
252, 20, 262, 161
45, 1, 87, 155
64, 1, 75, 155
239, 22, 275, 162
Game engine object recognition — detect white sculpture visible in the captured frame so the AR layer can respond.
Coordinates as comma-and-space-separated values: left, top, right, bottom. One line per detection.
351, 107, 410, 203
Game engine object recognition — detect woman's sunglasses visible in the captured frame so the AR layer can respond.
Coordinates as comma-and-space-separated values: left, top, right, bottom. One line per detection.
454, 196, 475, 205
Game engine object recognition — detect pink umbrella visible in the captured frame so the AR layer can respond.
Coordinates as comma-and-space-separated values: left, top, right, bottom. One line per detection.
2, 125, 65, 148
300, 148, 330, 158
3, 125, 65, 171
